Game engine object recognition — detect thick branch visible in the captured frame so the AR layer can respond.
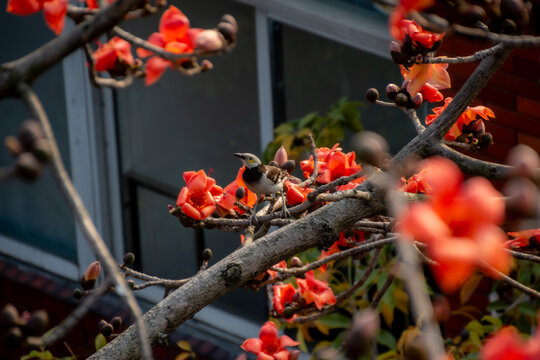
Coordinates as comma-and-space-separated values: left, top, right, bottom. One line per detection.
0, 0, 142, 99
88, 179, 386, 359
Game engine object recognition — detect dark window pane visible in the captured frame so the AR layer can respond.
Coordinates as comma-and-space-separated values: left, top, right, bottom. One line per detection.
0, 12, 76, 261
281, 24, 416, 154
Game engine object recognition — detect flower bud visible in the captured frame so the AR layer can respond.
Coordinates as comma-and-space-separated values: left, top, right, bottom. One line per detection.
394, 92, 409, 107
343, 310, 380, 359
411, 93, 423, 109
274, 145, 288, 166
351, 131, 390, 168
123, 252, 135, 266
365, 88, 379, 103
290, 256, 303, 267
235, 186, 246, 200
73, 288, 83, 299
200, 59, 213, 72
16, 152, 42, 180
32, 138, 52, 163
196, 30, 224, 52
0, 304, 19, 329
99, 319, 113, 337
281, 160, 296, 173
282, 306, 296, 319
26, 310, 49, 335
507, 144, 539, 179
290, 350, 300, 360
4, 136, 23, 156
220, 14, 238, 31
390, 41, 401, 53
5, 326, 23, 349
217, 21, 237, 44
18, 120, 45, 150
504, 177, 538, 217
127, 280, 136, 289
202, 248, 213, 261
385, 83, 400, 100
110, 316, 122, 331
81, 261, 101, 290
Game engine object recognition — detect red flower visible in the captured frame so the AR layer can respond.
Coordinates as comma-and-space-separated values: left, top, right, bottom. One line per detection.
284, 180, 313, 206
85, 0, 114, 9
389, 0, 435, 42
395, 19, 444, 49
481, 326, 540, 360
300, 144, 362, 184
506, 229, 540, 249
398, 157, 510, 293
266, 260, 287, 280
93, 37, 134, 72
426, 97, 495, 141
241, 321, 299, 360
296, 271, 336, 310
176, 170, 223, 220
217, 167, 257, 215
400, 63, 451, 97
400, 168, 429, 194
273, 283, 297, 317
420, 83, 444, 103
7, 0, 67, 34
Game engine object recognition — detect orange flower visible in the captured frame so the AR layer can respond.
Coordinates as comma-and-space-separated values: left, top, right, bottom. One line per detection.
398, 157, 510, 293
300, 144, 362, 184
296, 271, 336, 310
217, 167, 257, 214
285, 180, 313, 206
481, 326, 540, 360
420, 83, 444, 103
7, 0, 67, 34
85, 0, 114, 9
506, 229, 540, 249
389, 0, 434, 42
395, 19, 444, 49
273, 283, 297, 317
265, 260, 288, 280
400, 63, 451, 97
401, 168, 429, 194
176, 170, 223, 220
241, 321, 299, 360
426, 97, 495, 141
93, 37, 134, 72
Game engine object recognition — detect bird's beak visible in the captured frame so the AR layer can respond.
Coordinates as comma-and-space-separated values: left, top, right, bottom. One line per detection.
234, 153, 245, 159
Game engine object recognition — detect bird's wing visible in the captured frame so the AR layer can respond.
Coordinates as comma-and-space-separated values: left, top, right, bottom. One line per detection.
260, 164, 287, 184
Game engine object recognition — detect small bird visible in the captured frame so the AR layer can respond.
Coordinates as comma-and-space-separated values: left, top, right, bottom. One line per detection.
234, 152, 289, 221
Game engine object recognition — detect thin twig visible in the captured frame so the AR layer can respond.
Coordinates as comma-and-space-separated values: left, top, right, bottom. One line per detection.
370, 271, 396, 309
509, 250, 540, 263
452, 25, 540, 47
83, 44, 138, 89
480, 260, 540, 300
17, 83, 153, 360
375, 99, 397, 107
41, 279, 112, 347
297, 134, 319, 187
293, 247, 383, 323
423, 44, 506, 64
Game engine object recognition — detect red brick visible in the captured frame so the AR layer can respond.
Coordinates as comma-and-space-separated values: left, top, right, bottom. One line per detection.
517, 96, 540, 118
487, 120, 516, 146
517, 132, 540, 154
486, 139, 514, 161
514, 56, 540, 80
487, 103, 540, 137
489, 71, 540, 99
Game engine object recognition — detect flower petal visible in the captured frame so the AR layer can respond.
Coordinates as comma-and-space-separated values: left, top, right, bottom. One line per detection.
43, 0, 67, 35
145, 56, 170, 86
7, 0, 42, 15
240, 338, 263, 354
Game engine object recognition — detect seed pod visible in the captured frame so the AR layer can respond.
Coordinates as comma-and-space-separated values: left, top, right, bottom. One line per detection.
123, 252, 135, 266
195, 30, 224, 52
386, 83, 400, 100
281, 160, 296, 173
73, 289, 83, 299
235, 186, 246, 200
365, 88, 379, 103
110, 316, 122, 331
32, 138, 52, 163
16, 152, 42, 180
202, 248, 213, 261
394, 92, 410, 107
26, 310, 49, 335
290, 256, 303, 267
19, 120, 45, 150
217, 21, 237, 44
4, 136, 23, 156
220, 14, 238, 31
99, 319, 113, 337
0, 304, 20, 329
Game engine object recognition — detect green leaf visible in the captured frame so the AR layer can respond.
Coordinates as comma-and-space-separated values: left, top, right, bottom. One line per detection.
487, 300, 509, 312
21, 350, 42, 360
331, 330, 348, 349
517, 264, 531, 285
297, 112, 319, 129
95, 333, 107, 351
377, 329, 397, 350
274, 122, 295, 135
517, 302, 538, 318
317, 313, 351, 329
481, 315, 502, 328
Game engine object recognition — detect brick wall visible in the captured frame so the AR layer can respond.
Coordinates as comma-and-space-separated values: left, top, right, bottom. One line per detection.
438, 35, 540, 162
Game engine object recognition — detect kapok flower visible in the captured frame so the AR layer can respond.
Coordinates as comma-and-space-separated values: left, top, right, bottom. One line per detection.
481, 326, 540, 360
266, 260, 288, 281
93, 37, 134, 72
395, 19, 444, 49
137, 5, 210, 86
400, 168, 429, 194
285, 180, 313, 206
273, 283, 297, 317
217, 167, 257, 215
398, 157, 511, 293
426, 97, 495, 141
420, 83, 444, 103
389, 0, 434, 42
506, 229, 540, 249
176, 170, 223, 220
241, 321, 299, 360
296, 271, 336, 310
300, 144, 362, 184
7, 0, 67, 34
85, 0, 114, 9
400, 63, 451, 97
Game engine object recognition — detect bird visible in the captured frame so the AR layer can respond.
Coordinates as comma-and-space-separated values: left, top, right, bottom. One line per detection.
234, 152, 290, 222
